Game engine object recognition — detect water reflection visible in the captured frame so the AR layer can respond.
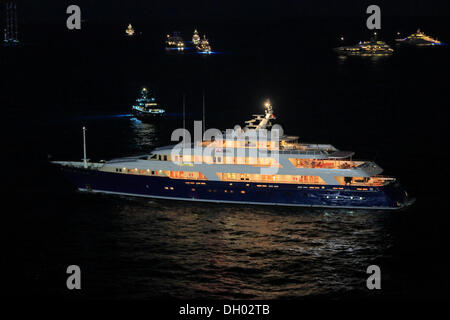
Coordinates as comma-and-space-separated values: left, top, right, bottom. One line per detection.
129, 117, 160, 151
107, 198, 396, 299
337, 54, 391, 64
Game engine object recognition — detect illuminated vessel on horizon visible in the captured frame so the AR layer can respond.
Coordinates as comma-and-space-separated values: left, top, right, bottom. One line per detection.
3, 0, 19, 46
395, 29, 442, 46
131, 87, 165, 122
196, 35, 212, 54
125, 24, 135, 36
53, 100, 412, 210
166, 32, 184, 51
192, 29, 201, 45
335, 34, 394, 57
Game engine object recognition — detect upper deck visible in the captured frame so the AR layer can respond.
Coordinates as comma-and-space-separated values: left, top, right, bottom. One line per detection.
53, 99, 394, 188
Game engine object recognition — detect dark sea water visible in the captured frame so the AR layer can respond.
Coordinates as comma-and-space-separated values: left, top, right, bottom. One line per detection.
1, 16, 450, 300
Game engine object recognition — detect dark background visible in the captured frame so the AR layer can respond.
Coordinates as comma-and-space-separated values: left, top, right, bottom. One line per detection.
1, 0, 450, 301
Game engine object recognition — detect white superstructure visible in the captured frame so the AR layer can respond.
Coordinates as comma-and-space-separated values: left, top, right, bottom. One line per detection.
55, 100, 393, 189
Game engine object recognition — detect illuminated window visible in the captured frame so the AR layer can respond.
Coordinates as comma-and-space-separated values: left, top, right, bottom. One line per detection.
218, 172, 325, 185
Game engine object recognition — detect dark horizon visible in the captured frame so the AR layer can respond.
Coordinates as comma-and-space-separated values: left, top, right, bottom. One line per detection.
3, 0, 450, 26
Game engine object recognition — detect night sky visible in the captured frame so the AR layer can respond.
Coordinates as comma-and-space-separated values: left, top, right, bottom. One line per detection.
6, 0, 450, 25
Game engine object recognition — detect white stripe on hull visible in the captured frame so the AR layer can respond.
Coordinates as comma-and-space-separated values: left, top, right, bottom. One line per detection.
78, 188, 403, 210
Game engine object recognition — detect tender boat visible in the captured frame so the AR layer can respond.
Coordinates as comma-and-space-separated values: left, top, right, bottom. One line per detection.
131, 87, 165, 122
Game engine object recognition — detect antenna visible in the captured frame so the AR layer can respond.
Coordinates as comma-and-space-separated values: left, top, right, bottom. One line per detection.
202, 91, 205, 135
82, 126, 88, 168
13, 1, 18, 40
182, 93, 186, 139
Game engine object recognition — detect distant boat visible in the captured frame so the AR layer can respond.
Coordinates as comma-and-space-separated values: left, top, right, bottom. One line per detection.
125, 24, 135, 36
192, 29, 201, 45
166, 32, 184, 51
196, 35, 212, 54
3, 0, 20, 46
131, 88, 165, 122
395, 29, 441, 46
334, 34, 393, 57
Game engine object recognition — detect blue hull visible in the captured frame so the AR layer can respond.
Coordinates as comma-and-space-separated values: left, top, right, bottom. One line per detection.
58, 167, 409, 209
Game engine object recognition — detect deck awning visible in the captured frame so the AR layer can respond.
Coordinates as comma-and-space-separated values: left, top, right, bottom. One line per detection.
328, 151, 355, 159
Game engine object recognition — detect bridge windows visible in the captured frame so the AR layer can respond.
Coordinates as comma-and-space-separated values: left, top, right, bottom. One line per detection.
289, 158, 362, 169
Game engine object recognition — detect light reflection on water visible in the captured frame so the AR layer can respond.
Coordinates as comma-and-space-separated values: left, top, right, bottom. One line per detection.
129, 117, 160, 150
87, 196, 397, 299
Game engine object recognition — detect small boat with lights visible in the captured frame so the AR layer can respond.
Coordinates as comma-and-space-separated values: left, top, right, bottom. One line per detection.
196, 35, 212, 54
395, 29, 442, 46
165, 32, 185, 51
53, 99, 412, 210
335, 34, 394, 57
192, 29, 201, 46
131, 88, 165, 122
125, 24, 135, 36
